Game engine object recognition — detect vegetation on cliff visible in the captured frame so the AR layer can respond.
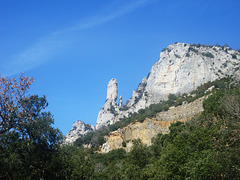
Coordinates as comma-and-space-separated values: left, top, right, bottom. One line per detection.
74, 77, 232, 149
90, 83, 240, 179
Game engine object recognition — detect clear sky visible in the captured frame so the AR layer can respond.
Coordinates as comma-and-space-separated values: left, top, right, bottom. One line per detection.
1, 0, 240, 135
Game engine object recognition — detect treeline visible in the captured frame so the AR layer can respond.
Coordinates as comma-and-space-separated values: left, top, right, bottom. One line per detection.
1, 75, 239, 179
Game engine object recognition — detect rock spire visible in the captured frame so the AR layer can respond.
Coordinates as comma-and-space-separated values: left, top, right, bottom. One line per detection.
106, 78, 118, 101
96, 78, 122, 129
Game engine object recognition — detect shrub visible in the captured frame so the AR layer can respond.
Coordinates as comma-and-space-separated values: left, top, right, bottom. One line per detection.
134, 95, 141, 104
163, 104, 169, 111
97, 135, 106, 145
202, 52, 214, 58
189, 47, 198, 54
232, 54, 237, 59
161, 47, 171, 53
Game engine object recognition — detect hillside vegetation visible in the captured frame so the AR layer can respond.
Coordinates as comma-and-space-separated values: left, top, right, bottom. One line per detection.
1, 75, 240, 179
89, 85, 240, 179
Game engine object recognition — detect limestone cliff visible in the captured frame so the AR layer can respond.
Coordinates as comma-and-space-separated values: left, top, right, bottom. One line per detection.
64, 120, 95, 144
97, 43, 240, 129
66, 43, 240, 143
126, 43, 240, 113
96, 79, 123, 129
100, 96, 205, 153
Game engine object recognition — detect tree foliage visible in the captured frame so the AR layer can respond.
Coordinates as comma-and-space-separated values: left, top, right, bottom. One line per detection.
0, 74, 34, 134
0, 75, 63, 179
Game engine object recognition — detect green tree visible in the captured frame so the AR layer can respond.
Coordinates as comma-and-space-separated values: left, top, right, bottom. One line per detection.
121, 139, 152, 179
0, 75, 62, 179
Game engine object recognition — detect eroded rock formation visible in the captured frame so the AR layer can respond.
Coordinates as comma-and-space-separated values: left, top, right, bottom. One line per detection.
64, 120, 95, 144
96, 79, 122, 129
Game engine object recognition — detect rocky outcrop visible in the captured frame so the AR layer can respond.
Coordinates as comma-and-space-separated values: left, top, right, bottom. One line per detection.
106, 78, 118, 101
96, 79, 123, 129
64, 120, 95, 144
97, 43, 240, 129
156, 96, 205, 122
100, 96, 206, 153
119, 96, 123, 108
101, 118, 177, 153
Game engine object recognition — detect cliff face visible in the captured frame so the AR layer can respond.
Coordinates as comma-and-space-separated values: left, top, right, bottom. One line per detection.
100, 96, 205, 153
126, 43, 240, 113
66, 43, 240, 143
96, 43, 240, 129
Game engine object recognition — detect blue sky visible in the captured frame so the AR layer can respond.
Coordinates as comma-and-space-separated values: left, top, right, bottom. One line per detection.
1, 0, 240, 135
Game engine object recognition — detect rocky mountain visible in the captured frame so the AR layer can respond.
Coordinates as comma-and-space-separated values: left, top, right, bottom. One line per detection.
96, 43, 240, 129
65, 42, 240, 143
64, 120, 95, 144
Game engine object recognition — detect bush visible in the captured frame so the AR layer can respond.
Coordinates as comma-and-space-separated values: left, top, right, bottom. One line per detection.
202, 52, 214, 58
232, 54, 237, 59
97, 135, 106, 146
161, 47, 171, 52
189, 47, 198, 54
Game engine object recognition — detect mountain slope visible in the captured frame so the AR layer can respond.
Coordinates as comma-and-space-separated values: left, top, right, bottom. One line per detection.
96, 43, 240, 129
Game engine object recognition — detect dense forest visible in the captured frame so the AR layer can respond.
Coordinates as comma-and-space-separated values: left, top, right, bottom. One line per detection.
0, 74, 239, 179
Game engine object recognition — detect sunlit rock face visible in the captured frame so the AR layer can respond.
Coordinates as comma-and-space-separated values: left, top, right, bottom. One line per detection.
96, 43, 240, 129
96, 79, 123, 130
64, 120, 95, 144
106, 78, 118, 101
126, 43, 240, 113
100, 96, 205, 153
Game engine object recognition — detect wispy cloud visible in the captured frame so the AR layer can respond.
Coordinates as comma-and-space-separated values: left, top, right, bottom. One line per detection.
3, 0, 150, 77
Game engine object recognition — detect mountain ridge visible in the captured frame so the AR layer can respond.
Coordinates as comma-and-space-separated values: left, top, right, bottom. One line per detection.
64, 42, 240, 144
96, 42, 240, 129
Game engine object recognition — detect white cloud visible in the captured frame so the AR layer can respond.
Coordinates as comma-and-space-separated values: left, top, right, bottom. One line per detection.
2, 0, 150, 77
66, 0, 149, 32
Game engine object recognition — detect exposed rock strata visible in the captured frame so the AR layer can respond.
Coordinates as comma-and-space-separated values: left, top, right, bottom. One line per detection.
100, 96, 205, 153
